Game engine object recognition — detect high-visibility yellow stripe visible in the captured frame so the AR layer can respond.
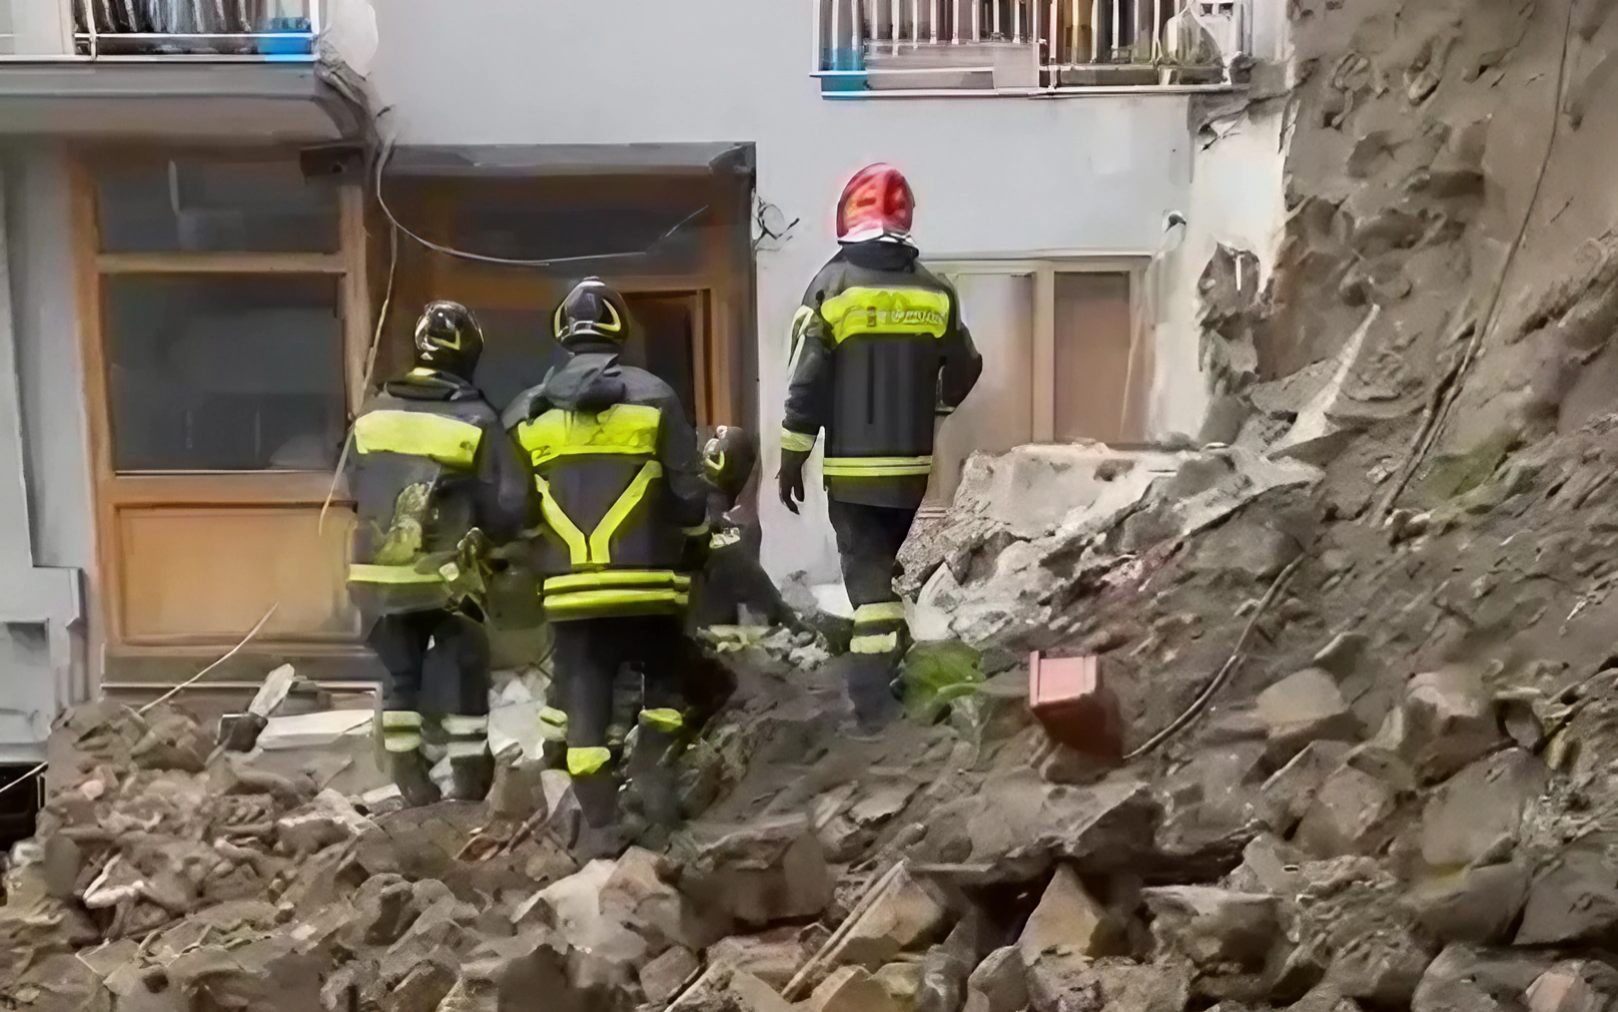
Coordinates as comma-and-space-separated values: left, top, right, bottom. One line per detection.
383, 732, 423, 753
823, 456, 934, 477
516, 404, 661, 468
544, 571, 690, 593
354, 410, 483, 467
850, 632, 900, 655
781, 428, 817, 453
540, 707, 569, 727
533, 474, 590, 567
819, 286, 951, 344
567, 746, 612, 777
545, 589, 689, 616
445, 741, 488, 759
590, 461, 663, 563
348, 563, 444, 585
640, 708, 685, 733
441, 715, 489, 735
854, 601, 907, 625
382, 710, 423, 729
710, 529, 742, 550
683, 521, 711, 538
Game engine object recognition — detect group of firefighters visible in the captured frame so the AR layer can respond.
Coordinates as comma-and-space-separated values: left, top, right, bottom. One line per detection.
346, 163, 982, 858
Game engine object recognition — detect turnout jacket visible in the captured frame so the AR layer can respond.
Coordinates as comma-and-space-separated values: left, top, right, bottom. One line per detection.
782, 241, 983, 509
505, 344, 708, 622
346, 368, 528, 617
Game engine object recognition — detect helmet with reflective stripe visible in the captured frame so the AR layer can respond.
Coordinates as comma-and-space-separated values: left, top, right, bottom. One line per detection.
554, 277, 632, 348
702, 425, 758, 501
836, 163, 915, 244
413, 300, 484, 379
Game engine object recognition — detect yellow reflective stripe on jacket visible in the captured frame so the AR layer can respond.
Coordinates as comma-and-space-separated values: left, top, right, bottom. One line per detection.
441, 714, 489, 736
544, 570, 691, 593
567, 746, 612, 777
382, 710, 423, 729
819, 286, 951, 344
545, 588, 690, 616
854, 601, 907, 625
639, 708, 685, 733
533, 474, 590, 566
354, 410, 483, 467
851, 632, 901, 655
822, 456, 934, 477
781, 428, 817, 453
348, 563, 445, 585
516, 404, 661, 468
589, 461, 663, 563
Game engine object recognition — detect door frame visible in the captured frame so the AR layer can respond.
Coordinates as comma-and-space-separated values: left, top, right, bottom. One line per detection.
69, 148, 373, 661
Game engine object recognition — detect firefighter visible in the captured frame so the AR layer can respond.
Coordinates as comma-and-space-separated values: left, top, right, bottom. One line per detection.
506, 278, 710, 857
778, 163, 983, 731
348, 301, 529, 806
693, 426, 802, 634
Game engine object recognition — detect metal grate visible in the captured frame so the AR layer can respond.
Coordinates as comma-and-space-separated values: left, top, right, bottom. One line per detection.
71, 0, 320, 60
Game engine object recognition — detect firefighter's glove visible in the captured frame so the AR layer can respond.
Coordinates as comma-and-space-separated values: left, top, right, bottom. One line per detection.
778, 449, 809, 515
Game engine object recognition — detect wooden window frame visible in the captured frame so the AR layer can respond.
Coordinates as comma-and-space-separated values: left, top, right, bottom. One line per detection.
70, 149, 372, 660
932, 256, 1151, 441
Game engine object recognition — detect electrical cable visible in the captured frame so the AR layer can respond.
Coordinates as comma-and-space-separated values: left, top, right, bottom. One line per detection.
371, 136, 711, 270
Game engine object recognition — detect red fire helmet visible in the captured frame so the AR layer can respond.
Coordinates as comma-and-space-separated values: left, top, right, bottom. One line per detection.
836, 163, 915, 244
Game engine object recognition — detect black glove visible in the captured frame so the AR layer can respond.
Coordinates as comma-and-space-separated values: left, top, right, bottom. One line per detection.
778, 449, 809, 514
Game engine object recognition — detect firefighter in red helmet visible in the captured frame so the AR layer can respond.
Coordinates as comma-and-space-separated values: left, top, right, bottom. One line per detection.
778, 164, 982, 731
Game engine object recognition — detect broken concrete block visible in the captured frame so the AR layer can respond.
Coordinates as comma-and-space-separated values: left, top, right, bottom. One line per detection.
1516, 847, 1618, 946
1224, 834, 1305, 896
705, 929, 809, 988
1141, 886, 1280, 970
673, 815, 832, 928
670, 966, 797, 1012
1025, 953, 1191, 1012
1255, 669, 1359, 764
339, 873, 421, 948
1524, 960, 1618, 1012
442, 931, 581, 1012
276, 788, 374, 857
640, 946, 700, 1004
1018, 865, 1121, 961
810, 967, 906, 1012
829, 866, 952, 970
1259, 740, 1354, 835
1294, 764, 1402, 857
1420, 749, 1548, 869
874, 961, 926, 1005
384, 960, 456, 1012
918, 945, 969, 1012
967, 946, 1027, 1012
1404, 864, 1530, 945
961, 989, 991, 1012
1399, 668, 1504, 783
600, 846, 730, 953
1411, 944, 1558, 1012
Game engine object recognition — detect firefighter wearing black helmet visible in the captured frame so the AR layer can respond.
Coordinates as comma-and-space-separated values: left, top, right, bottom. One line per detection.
505, 278, 709, 857
347, 301, 530, 806
779, 164, 982, 731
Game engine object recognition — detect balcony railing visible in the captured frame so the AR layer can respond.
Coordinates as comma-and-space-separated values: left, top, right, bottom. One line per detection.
0, 0, 321, 61
813, 0, 1249, 92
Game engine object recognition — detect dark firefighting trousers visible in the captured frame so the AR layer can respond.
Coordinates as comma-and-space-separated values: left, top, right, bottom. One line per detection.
369, 610, 491, 765
827, 499, 918, 727
553, 615, 691, 832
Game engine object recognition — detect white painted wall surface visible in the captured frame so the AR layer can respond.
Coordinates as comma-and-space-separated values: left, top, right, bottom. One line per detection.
367, 0, 1196, 583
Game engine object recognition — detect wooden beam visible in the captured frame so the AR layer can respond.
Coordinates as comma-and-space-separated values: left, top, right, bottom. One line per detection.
96, 251, 347, 274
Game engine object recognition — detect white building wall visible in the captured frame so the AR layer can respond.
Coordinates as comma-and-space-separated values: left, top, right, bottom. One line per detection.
367, 0, 1197, 583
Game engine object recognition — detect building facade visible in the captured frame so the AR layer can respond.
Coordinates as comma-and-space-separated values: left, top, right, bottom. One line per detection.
0, 0, 1283, 760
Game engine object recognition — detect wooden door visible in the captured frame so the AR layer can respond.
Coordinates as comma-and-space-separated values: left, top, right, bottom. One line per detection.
73, 153, 371, 658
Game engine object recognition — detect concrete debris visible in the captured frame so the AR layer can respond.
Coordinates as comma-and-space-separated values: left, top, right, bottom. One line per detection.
1293, 762, 1404, 858
1255, 669, 1360, 765
822, 865, 951, 970
640, 945, 701, 1004
706, 930, 809, 988
1396, 667, 1506, 784
673, 814, 832, 928
967, 946, 1028, 1012
1018, 865, 1122, 960
1419, 749, 1548, 869
1141, 885, 1280, 970
810, 966, 907, 1012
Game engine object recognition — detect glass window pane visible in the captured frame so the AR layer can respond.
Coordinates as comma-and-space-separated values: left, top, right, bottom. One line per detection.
104, 274, 345, 473
924, 273, 1036, 507
96, 159, 340, 254
1053, 273, 1136, 444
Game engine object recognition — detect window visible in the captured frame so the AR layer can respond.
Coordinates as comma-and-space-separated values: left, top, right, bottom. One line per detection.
89, 156, 354, 475
923, 261, 1147, 508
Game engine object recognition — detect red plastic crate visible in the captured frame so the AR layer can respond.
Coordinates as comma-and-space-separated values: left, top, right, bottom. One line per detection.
1028, 652, 1124, 761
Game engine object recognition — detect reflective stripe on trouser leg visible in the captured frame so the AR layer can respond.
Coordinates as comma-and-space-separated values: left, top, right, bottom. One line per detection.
381, 710, 424, 753
567, 746, 612, 778
851, 600, 907, 655
442, 713, 489, 759
538, 706, 569, 743
638, 708, 685, 734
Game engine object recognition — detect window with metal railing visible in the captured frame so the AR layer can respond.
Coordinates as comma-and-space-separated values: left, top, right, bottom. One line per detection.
813, 0, 1250, 92
0, 0, 320, 60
